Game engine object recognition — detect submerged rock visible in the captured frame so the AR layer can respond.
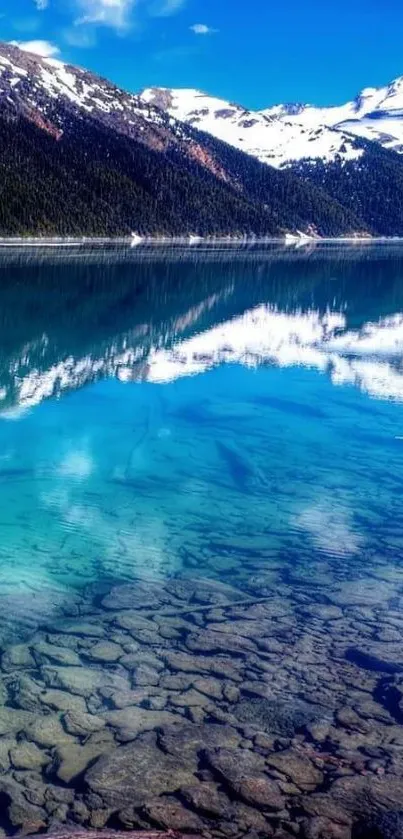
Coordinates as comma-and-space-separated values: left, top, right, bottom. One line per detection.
234, 696, 327, 736
180, 782, 226, 818
204, 746, 267, 785
140, 797, 204, 831
63, 710, 106, 737
186, 629, 255, 656
193, 677, 223, 700
266, 749, 323, 791
2, 643, 36, 671
88, 641, 123, 662
53, 740, 114, 783
42, 665, 128, 698
10, 674, 44, 711
233, 777, 285, 810
354, 810, 403, 838
102, 708, 181, 740
345, 645, 403, 674
0, 707, 35, 735
38, 688, 88, 714
85, 734, 194, 809
31, 640, 82, 667
158, 723, 241, 759
301, 815, 351, 838
102, 582, 171, 611
330, 774, 403, 815
10, 741, 50, 770
25, 714, 74, 748
45, 620, 105, 637
328, 580, 394, 607
0, 738, 14, 772
163, 650, 242, 680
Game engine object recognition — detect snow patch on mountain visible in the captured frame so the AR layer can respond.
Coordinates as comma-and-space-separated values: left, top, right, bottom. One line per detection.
0, 42, 176, 137
140, 87, 364, 168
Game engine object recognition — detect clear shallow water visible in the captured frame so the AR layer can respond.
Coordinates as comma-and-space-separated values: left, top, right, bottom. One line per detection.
0, 244, 402, 836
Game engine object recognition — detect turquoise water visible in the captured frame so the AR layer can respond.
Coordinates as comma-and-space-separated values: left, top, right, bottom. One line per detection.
0, 243, 402, 636
0, 243, 402, 836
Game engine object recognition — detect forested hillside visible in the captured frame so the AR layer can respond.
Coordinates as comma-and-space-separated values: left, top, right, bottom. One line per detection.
2, 41, 403, 237
291, 142, 403, 237
0, 108, 362, 237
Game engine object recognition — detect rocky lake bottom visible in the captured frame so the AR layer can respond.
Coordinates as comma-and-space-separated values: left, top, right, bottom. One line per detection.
0, 565, 403, 839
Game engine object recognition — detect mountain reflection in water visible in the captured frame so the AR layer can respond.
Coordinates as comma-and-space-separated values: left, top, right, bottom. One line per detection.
0, 241, 403, 413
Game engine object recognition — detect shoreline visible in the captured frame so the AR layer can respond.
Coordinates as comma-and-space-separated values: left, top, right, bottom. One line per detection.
0, 235, 402, 248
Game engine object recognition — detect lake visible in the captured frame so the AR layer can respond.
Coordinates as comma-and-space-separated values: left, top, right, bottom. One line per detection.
0, 242, 402, 838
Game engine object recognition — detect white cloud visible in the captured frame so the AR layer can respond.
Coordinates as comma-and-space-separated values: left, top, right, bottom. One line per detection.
190, 23, 217, 35
67, 0, 187, 32
74, 0, 135, 29
10, 39, 60, 57
34, 0, 48, 9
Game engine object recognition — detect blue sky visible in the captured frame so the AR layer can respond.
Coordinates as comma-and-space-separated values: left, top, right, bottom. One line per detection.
2, 0, 403, 108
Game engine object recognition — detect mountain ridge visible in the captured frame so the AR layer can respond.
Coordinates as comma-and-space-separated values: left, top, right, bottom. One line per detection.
0, 41, 403, 237
0, 40, 365, 238
141, 75, 403, 166
140, 79, 403, 237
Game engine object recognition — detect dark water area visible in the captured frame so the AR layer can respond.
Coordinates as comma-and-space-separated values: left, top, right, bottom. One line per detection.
0, 242, 401, 838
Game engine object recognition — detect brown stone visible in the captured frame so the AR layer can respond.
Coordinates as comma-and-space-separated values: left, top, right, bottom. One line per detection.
63, 710, 106, 736
85, 734, 195, 809
181, 782, 225, 817
102, 708, 181, 739
53, 741, 113, 783
141, 797, 204, 831
233, 777, 285, 810
266, 750, 323, 791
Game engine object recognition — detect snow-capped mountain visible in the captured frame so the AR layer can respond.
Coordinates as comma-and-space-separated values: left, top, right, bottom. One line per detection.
263, 77, 403, 155
140, 87, 364, 168
0, 40, 369, 238
141, 77, 403, 168
3, 40, 403, 237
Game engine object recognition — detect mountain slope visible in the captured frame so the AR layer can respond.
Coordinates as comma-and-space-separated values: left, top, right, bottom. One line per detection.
141, 82, 403, 236
0, 41, 365, 237
0, 107, 278, 236
291, 143, 403, 237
